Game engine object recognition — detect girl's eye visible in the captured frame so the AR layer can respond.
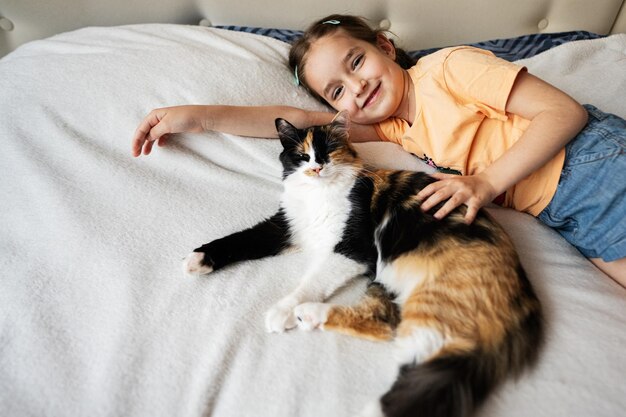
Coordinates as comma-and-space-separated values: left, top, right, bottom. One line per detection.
352, 54, 363, 70
332, 86, 344, 101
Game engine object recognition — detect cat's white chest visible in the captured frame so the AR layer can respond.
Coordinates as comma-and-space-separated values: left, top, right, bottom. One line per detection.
281, 179, 354, 253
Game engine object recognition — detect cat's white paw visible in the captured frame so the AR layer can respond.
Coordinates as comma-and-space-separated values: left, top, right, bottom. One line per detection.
265, 304, 298, 333
182, 252, 213, 276
294, 302, 331, 331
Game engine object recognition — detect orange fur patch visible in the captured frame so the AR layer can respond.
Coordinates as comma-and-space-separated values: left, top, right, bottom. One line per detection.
323, 285, 399, 341
396, 234, 526, 354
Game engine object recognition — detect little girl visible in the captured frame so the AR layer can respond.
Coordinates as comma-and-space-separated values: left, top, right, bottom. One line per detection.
131, 14, 626, 287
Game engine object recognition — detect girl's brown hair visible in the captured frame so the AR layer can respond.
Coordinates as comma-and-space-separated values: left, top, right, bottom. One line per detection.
289, 14, 415, 104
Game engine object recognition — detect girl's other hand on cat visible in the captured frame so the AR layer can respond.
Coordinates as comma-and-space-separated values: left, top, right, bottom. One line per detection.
418, 173, 497, 224
132, 105, 208, 157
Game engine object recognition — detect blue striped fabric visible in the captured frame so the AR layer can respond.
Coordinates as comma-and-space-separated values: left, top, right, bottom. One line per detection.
216, 25, 303, 44
408, 31, 603, 61
215, 25, 602, 62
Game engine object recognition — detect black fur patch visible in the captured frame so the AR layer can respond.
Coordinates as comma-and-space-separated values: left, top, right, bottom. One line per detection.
372, 171, 499, 262
334, 175, 378, 275
194, 210, 291, 271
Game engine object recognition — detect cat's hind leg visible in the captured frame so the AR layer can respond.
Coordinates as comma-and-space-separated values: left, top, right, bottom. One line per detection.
294, 283, 399, 341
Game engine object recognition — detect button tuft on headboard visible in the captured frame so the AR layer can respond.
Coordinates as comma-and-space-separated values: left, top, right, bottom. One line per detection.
378, 19, 391, 31
538, 18, 549, 30
0, 17, 15, 32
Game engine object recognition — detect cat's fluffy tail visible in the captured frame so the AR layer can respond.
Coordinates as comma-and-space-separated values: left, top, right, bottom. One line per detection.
374, 319, 543, 417
376, 350, 497, 417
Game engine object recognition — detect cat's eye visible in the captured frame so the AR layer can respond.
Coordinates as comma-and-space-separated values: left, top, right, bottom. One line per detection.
296, 153, 310, 162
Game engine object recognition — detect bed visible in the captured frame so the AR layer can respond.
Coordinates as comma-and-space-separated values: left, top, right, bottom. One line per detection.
1, 1, 625, 417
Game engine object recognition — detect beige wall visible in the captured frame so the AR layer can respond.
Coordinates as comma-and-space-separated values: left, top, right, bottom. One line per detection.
0, 0, 199, 57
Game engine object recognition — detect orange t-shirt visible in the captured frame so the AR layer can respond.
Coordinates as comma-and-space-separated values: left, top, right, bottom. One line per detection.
374, 46, 565, 216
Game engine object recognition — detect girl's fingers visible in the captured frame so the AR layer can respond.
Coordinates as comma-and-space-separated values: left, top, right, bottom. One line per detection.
420, 190, 447, 213
132, 112, 160, 156
131, 109, 171, 156
157, 134, 169, 147
420, 181, 469, 219
142, 139, 155, 155
418, 182, 446, 210
418, 174, 492, 223
433, 198, 458, 219
131, 127, 150, 157
464, 204, 480, 224
418, 173, 456, 196
420, 179, 460, 212
132, 141, 143, 157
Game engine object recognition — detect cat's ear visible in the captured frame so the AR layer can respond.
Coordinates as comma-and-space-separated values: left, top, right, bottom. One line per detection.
275, 118, 300, 149
330, 110, 351, 140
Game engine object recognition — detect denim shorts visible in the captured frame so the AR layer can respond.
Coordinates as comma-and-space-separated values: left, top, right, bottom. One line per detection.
537, 104, 626, 262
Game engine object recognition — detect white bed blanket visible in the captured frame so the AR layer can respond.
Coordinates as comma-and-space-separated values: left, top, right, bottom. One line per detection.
1, 25, 625, 417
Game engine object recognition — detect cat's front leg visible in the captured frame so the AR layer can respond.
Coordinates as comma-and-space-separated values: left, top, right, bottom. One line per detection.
183, 252, 214, 275
265, 253, 367, 333
264, 294, 301, 333
293, 302, 331, 330
294, 283, 399, 341
183, 210, 291, 276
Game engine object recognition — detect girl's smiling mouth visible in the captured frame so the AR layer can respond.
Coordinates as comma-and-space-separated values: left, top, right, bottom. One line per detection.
362, 83, 381, 108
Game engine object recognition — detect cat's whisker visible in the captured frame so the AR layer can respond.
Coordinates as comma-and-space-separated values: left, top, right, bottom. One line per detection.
356, 166, 385, 183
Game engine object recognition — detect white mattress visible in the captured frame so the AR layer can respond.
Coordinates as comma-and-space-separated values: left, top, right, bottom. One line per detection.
0, 25, 625, 417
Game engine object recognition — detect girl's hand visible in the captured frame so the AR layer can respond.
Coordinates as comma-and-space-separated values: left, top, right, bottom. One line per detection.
418, 173, 498, 224
131, 105, 208, 157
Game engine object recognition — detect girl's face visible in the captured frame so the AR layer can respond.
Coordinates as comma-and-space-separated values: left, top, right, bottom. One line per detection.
303, 31, 407, 125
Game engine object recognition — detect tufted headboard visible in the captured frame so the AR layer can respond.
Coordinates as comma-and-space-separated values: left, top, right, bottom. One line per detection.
1, 0, 625, 58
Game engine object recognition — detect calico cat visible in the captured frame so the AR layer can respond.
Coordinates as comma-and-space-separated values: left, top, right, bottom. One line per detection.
182, 111, 543, 417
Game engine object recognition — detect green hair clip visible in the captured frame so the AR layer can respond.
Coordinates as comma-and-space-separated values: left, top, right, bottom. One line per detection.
294, 65, 300, 86
322, 20, 340, 25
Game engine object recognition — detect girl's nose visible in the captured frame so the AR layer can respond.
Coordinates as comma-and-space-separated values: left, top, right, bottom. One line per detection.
348, 77, 366, 95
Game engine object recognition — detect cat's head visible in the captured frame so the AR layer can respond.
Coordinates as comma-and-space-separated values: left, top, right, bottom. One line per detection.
275, 111, 360, 182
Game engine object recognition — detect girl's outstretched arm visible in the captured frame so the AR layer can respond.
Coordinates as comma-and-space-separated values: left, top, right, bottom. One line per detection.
131, 105, 379, 157
418, 71, 588, 223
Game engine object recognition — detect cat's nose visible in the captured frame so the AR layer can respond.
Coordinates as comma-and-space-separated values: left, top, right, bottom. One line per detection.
312, 167, 322, 174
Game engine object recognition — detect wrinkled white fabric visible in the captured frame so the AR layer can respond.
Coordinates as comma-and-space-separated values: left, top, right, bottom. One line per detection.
0, 25, 625, 417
